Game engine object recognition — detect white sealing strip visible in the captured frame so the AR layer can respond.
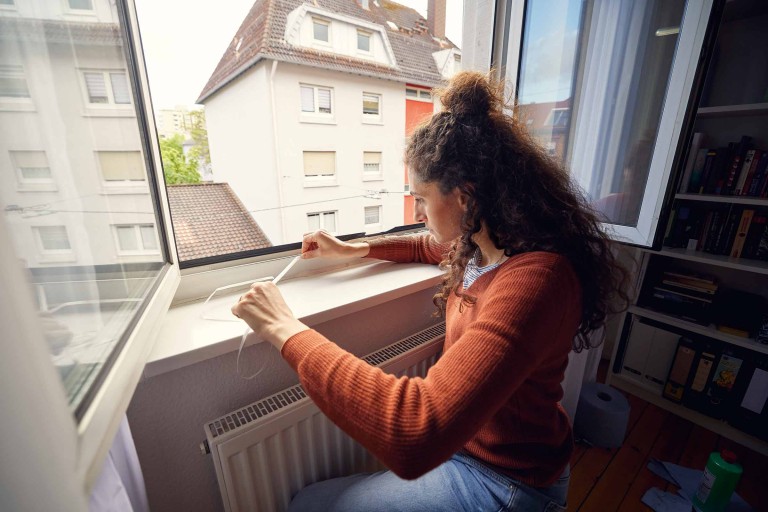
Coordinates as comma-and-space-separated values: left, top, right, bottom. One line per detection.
237, 256, 302, 379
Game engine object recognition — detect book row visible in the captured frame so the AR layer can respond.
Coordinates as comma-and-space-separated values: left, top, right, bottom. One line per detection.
678, 133, 768, 197
663, 204, 768, 261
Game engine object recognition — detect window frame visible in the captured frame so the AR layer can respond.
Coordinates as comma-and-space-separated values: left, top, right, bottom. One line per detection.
363, 150, 383, 181
364, 205, 382, 227
405, 86, 432, 103
307, 210, 338, 234
112, 223, 160, 255
64, 0, 95, 14
303, 150, 338, 187
0, 64, 34, 109
299, 83, 335, 123
11, 150, 57, 190
311, 17, 331, 45
362, 92, 382, 123
79, 69, 132, 108
33, 225, 74, 256
357, 29, 372, 53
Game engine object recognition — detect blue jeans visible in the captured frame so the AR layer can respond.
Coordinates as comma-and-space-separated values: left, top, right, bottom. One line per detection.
287, 452, 569, 512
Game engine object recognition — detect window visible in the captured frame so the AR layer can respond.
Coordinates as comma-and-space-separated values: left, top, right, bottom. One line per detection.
82, 71, 131, 105
300, 84, 333, 116
363, 151, 382, 180
405, 87, 431, 102
362, 93, 381, 119
312, 18, 329, 43
357, 30, 371, 52
419, 90, 431, 100
307, 211, 337, 232
0, 65, 30, 98
12, 151, 53, 183
405, 88, 418, 98
114, 224, 159, 253
0, 0, 15, 5
303, 151, 336, 185
67, 0, 93, 10
97, 151, 145, 182
364, 206, 381, 225
34, 226, 72, 252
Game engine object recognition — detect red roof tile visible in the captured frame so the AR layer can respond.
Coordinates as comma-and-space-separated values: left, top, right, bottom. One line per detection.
198, 0, 455, 102
167, 183, 272, 261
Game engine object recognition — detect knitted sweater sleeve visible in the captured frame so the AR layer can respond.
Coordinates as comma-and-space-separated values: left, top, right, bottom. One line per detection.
366, 233, 450, 265
281, 255, 580, 479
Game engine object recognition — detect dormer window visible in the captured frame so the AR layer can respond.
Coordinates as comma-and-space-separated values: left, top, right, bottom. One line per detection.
313, 18, 330, 43
357, 30, 371, 52
68, 0, 93, 10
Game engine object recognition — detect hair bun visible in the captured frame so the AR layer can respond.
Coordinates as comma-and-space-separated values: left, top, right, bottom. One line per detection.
439, 71, 500, 118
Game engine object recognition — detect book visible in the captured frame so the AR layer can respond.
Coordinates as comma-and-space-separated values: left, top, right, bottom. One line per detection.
680, 132, 706, 193
697, 149, 719, 194
714, 207, 741, 255
734, 149, 757, 195
661, 279, 716, 295
711, 144, 734, 195
663, 337, 698, 403
704, 349, 745, 419
723, 136, 752, 194
662, 271, 718, 290
687, 148, 710, 194
746, 151, 768, 196
683, 341, 720, 413
740, 149, 763, 195
729, 209, 755, 258
742, 214, 768, 259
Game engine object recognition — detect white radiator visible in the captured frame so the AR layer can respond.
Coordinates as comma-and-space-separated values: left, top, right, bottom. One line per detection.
203, 323, 446, 512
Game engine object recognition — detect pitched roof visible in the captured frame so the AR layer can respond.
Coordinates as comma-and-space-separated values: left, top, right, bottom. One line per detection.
198, 0, 455, 103
166, 183, 272, 261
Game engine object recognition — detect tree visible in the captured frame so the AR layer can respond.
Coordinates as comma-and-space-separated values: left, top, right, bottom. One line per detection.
159, 134, 200, 184
188, 109, 210, 166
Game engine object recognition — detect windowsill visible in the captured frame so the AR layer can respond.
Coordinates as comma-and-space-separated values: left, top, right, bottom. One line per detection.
101, 185, 149, 195
17, 184, 58, 192
303, 178, 337, 188
362, 174, 384, 182
361, 117, 383, 125
82, 108, 135, 118
144, 259, 443, 377
300, 115, 336, 125
0, 100, 35, 112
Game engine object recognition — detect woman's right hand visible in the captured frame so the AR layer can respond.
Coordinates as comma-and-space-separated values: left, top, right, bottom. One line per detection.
301, 230, 369, 260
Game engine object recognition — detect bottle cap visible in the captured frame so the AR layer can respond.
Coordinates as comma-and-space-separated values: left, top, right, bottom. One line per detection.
720, 449, 738, 464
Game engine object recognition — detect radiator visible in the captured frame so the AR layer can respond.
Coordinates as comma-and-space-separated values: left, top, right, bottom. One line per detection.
203, 323, 446, 512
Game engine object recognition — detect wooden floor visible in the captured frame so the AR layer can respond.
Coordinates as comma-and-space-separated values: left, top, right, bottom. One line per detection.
567, 360, 767, 511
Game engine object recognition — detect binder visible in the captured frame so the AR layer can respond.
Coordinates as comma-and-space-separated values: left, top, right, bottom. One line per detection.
727, 352, 768, 441
682, 339, 721, 413
702, 348, 745, 419
663, 337, 698, 403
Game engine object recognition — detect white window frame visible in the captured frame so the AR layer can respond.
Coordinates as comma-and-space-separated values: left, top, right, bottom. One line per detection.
303, 150, 337, 187
362, 92, 382, 123
112, 224, 160, 255
357, 29, 372, 53
64, 0, 95, 13
363, 151, 383, 181
405, 87, 432, 103
364, 205, 382, 227
11, 150, 57, 191
0, 64, 33, 109
299, 83, 335, 123
0, 0, 16, 9
33, 225, 73, 254
79, 69, 132, 108
96, 150, 147, 193
307, 210, 338, 234
311, 17, 331, 45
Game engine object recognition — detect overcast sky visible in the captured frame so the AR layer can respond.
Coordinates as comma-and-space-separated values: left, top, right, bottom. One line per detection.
135, 0, 465, 110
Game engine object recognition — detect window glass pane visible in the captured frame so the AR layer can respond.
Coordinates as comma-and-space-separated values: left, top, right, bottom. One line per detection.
307, 213, 320, 231
517, 0, 686, 227
37, 226, 71, 251
357, 31, 370, 52
313, 20, 329, 42
1, 3, 167, 414
323, 211, 336, 231
137, 0, 465, 260
418, 91, 430, 100
110, 72, 130, 104
98, 151, 145, 181
300, 85, 315, 112
116, 226, 138, 251
363, 94, 379, 115
68, 0, 93, 10
364, 206, 380, 224
140, 225, 157, 250
84, 72, 108, 103
317, 88, 331, 113
0, 0, 16, 6
303, 151, 335, 176
0, 65, 30, 97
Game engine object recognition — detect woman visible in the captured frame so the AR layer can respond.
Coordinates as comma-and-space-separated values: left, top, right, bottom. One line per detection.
232, 71, 628, 511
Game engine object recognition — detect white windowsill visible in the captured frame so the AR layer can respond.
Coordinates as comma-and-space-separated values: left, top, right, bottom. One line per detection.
145, 259, 443, 378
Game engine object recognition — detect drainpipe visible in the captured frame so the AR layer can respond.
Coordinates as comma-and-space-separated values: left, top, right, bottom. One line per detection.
268, 60, 287, 242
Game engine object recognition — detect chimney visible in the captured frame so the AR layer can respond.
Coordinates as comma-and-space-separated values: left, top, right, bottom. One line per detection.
427, 0, 446, 39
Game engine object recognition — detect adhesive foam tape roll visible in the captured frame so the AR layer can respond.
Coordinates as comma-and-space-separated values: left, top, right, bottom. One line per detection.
573, 382, 630, 449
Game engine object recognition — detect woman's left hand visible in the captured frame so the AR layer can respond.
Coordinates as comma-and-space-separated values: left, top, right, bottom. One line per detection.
231, 282, 309, 350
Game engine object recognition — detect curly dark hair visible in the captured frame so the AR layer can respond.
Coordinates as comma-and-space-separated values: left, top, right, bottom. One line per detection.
405, 71, 630, 351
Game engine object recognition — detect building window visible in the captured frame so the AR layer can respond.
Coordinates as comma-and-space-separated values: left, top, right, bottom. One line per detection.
97, 151, 145, 182
0, 65, 30, 98
307, 211, 337, 232
67, 0, 93, 10
364, 206, 381, 226
303, 151, 336, 185
312, 18, 330, 43
83, 71, 131, 105
0, 0, 16, 6
357, 30, 371, 52
300, 84, 333, 116
362, 93, 381, 118
114, 224, 158, 253
363, 151, 382, 180
405, 87, 432, 102
34, 226, 71, 252
12, 151, 53, 183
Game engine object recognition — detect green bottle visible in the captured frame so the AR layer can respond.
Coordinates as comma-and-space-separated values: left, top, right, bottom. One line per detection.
692, 450, 743, 512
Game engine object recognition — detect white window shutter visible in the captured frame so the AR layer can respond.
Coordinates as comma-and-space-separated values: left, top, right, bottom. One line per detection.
110, 73, 130, 104
84, 72, 108, 103
317, 88, 331, 113
300, 86, 315, 112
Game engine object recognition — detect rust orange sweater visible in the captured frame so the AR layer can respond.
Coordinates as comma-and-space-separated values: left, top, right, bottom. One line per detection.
281, 234, 582, 486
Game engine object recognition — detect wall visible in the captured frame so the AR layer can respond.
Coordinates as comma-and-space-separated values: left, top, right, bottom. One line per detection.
127, 287, 441, 512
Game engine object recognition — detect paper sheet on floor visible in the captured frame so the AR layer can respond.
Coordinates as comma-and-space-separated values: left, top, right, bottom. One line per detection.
640, 459, 753, 512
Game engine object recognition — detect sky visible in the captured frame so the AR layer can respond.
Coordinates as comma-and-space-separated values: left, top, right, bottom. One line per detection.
135, 0, 465, 110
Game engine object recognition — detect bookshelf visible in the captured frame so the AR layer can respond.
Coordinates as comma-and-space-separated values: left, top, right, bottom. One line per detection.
608, 0, 768, 453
